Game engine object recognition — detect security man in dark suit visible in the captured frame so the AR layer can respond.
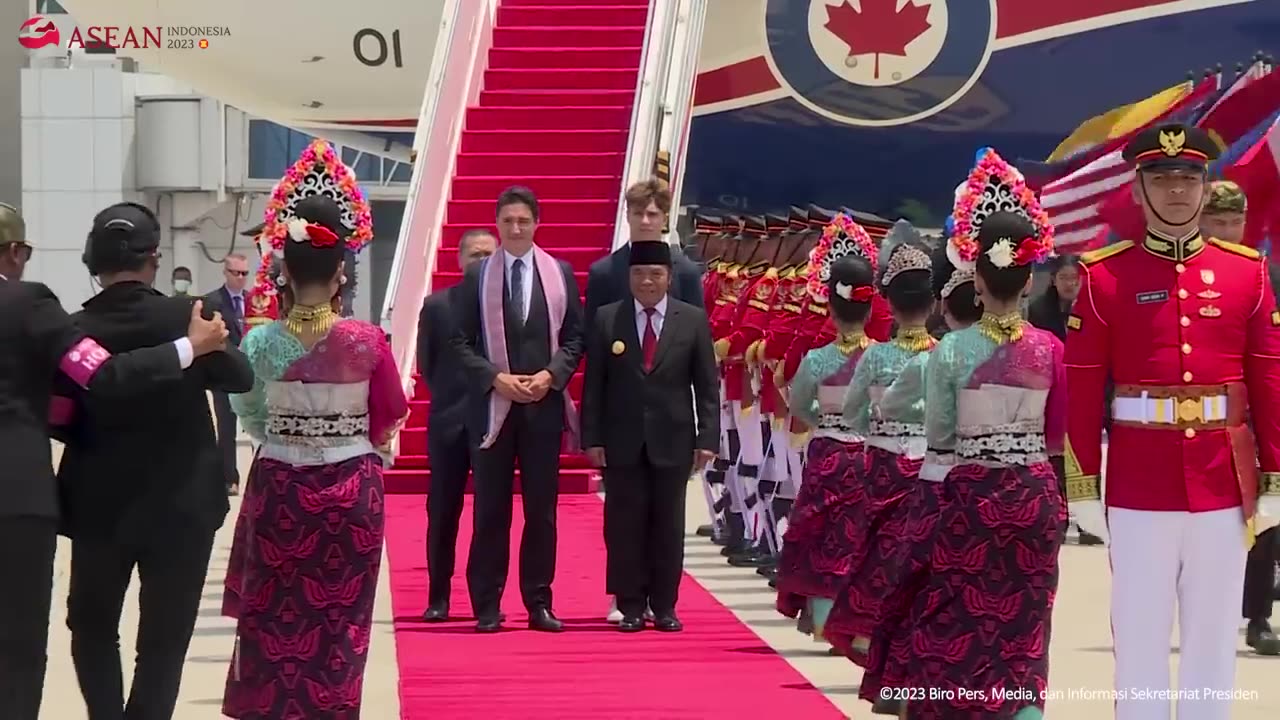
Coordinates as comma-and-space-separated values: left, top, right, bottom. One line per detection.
203, 251, 250, 494
0, 202, 229, 720
583, 178, 704, 330
417, 229, 496, 622
55, 202, 255, 719
581, 241, 720, 632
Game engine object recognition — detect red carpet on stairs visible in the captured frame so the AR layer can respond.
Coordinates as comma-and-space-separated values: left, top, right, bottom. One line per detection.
384, 494, 846, 719
388, 0, 650, 495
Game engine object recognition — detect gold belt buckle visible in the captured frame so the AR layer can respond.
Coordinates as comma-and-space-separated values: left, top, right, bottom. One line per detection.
1177, 397, 1203, 424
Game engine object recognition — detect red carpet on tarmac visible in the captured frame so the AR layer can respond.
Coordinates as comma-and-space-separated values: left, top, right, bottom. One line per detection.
384, 494, 846, 719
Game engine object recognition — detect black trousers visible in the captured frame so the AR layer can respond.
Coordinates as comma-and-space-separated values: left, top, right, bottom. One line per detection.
211, 392, 239, 489
0, 517, 58, 720
426, 428, 471, 605
67, 524, 216, 720
604, 450, 690, 618
1244, 525, 1278, 621
466, 411, 562, 615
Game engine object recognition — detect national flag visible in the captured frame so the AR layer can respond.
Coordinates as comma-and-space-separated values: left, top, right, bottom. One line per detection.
1047, 82, 1194, 163
1039, 77, 1222, 250
1224, 114, 1280, 247
1198, 68, 1280, 151
1188, 62, 1267, 129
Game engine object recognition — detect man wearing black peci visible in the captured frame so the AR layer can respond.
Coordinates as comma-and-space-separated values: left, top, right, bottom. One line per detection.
56, 202, 256, 718
451, 186, 584, 633
581, 240, 719, 632
417, 228, 496, 622
0, 202, 229, 720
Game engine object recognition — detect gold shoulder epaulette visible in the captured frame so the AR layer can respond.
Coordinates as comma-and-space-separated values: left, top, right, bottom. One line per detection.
1208, 237, 1260, 259
765, 266, 779, 279
1079, 240, 1134, 266
779, 265, 796, 279
725, 263, 741, 279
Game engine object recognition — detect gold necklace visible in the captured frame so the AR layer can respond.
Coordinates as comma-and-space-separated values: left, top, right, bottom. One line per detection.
976, 311, 1024, 344
892, 325, 935, 352
834, 329, 871, 355
284, 302, 335, 335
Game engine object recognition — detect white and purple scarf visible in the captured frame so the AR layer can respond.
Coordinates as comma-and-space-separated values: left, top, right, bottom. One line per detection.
479, 245, 579, 449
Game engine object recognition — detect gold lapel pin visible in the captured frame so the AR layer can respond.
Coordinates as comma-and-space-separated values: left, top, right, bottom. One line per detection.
1199, 305, 1222, 318
611, 340, 625, 355
1196, 289, 1221, 300
1201, 269, 1215, 285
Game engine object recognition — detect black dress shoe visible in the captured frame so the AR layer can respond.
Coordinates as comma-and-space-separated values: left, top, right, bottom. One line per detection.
422, 602, 449, 622
528, 608, 564, 632
696, 524, 715, 537
767, 577, 778, 589
476, 616, 502, 633
1078, 530, 1104, 546
1246, 619, 1280, 655
653, 614, 683, 632
618, 616, 644, 632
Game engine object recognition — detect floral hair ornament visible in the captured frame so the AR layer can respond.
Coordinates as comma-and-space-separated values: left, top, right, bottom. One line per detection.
806, 212, 878, 300
949, 148, 1054, 271
835, 282, 876, 302
286, 218, 340, 248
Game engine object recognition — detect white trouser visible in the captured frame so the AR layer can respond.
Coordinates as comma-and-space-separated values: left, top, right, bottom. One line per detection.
1109, 506, 1247, 720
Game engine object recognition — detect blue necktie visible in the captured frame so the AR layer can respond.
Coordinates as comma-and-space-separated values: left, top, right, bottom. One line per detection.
232, 294, 244, 332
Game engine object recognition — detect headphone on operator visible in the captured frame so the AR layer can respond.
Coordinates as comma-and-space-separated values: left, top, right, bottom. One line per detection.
82, 202, 162, 276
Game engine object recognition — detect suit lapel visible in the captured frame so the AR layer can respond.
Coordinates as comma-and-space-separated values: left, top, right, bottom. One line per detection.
649, 300, 679, 373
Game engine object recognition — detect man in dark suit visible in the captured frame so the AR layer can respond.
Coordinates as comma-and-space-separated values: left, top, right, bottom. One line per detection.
582, 240, 719, 632
584, 178, 703, 331
417, 228, 496, 622
204, 251, 250, 494
57, 202, 256, 718
583, 178, 704, 621
0, 203, 229, 720
452, 186, 584, 633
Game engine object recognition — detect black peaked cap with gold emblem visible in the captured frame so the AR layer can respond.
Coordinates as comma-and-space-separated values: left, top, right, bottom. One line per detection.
1122, 123, 1220, 171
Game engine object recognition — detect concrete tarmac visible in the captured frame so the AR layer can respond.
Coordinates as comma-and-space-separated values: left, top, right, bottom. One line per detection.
39, 444, 1278, 718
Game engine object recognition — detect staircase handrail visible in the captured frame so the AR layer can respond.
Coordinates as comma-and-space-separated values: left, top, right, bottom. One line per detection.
659, 0, 709, 219
610, 0, 678, 250
380, 0, 496, 395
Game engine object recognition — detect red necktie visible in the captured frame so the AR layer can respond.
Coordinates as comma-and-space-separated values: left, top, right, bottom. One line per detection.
641, 307, 658, 371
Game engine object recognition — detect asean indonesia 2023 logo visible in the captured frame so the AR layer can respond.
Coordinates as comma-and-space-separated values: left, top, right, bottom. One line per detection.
765, 0, 996, 126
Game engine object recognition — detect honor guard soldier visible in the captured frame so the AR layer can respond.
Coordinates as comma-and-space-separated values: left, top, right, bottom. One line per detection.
1064, 123, 1280, 720
694, 214, 725, 310
714, 215, 772, 562
708, 216, 747, 547
0, 203, 229, 719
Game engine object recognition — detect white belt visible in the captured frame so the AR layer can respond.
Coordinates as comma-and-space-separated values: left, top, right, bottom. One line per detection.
1111, 393, 1228, 424
814, 428, 863, 443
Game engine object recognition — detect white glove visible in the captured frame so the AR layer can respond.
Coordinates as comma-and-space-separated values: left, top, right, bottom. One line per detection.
1256, 496, 1280, 533
1070, 500, 1109, 545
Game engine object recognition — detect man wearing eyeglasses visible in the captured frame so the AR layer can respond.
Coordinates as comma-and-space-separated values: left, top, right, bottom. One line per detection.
204, 253, 250, 495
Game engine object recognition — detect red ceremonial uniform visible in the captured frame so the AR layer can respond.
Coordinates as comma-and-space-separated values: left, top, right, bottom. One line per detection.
1064, 234, 1280, 517
717, 262, 771, 404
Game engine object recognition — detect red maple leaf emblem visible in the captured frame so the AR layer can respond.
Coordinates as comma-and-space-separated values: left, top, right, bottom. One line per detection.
824, 0, 932, 80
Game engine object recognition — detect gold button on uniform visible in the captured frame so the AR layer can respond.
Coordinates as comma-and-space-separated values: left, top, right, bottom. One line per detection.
1185, 428, 1196, 439
1176, 263, 1186, 274
1178, 288, 1188, 299
1183, 371, 1193, 382
1182, 343, 1192, 354
1180, 316, 1190, 327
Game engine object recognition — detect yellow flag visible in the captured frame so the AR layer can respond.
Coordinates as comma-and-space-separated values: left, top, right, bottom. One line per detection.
1048, 82, 1192, 162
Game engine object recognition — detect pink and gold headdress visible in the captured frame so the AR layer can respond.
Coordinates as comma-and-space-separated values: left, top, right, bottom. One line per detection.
806, 212, 878, 301
948, 148, 1054, 271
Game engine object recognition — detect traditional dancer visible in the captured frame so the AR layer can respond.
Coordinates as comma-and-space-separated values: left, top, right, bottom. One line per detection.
774, 214, 880, 639
1064, 124, 1280, 720
221, 141, 409, 719
821, 221, 935, 668
902, 149, 1065, 718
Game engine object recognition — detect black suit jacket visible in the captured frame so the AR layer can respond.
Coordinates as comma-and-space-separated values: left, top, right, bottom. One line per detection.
0, 277, 186, 520
584, 244, 704, 333
451, 253, 585, 438
56, 282, 254, 542
417, 285, 469, 443
581, 298, 719, 468
203, 285, 245, 347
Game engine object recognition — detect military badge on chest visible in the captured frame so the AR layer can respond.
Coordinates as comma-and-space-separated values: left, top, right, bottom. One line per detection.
1196, 269, 1222, 317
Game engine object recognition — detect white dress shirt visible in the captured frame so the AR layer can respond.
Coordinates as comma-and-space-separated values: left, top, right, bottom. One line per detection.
503, 248, 534, 323
635, 295, 668, 340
